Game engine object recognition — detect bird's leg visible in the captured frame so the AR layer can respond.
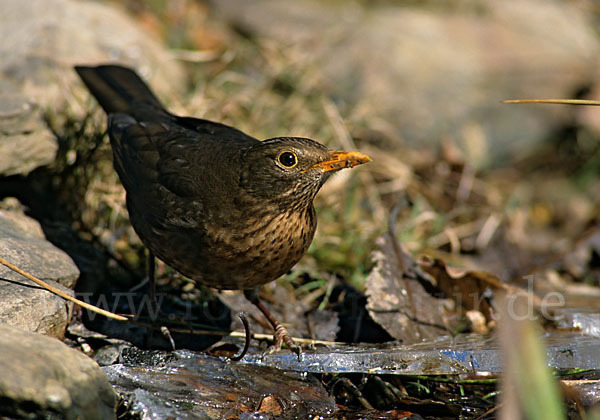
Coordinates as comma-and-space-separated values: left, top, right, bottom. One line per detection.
143, 251, 157, 348
243, 289, 301, 356
148, 251, 156, 307
147, 250, 164, 320
144, 251, 175, 350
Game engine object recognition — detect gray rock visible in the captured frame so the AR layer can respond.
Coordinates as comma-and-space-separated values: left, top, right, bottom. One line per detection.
213, 0, 600, 165
0, 83, 56, 176
0, 0, 184, 176
0, 206, 79, 287
0, 323, 117, 420
0, 205, 79, 337
0, 280, 73, 339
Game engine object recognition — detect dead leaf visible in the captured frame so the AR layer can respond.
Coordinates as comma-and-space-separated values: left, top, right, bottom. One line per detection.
365, 234, 459, 342
418, 256, 500, 323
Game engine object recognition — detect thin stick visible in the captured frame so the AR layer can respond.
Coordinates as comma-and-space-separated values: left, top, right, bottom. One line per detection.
0, 256, 129, 321
502, 99, 600, 106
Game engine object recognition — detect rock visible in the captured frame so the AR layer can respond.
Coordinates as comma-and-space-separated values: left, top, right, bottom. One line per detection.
0, 0, 185, 176
0, 203, 79, 288
0, 323, 117, 420
0, 84, 56, 176
0, 203, 79, 337
212, 0, 600, 165
0, 280, 72, 339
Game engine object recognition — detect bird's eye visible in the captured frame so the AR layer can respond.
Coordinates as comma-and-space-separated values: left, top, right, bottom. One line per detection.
277, 151, 298, 168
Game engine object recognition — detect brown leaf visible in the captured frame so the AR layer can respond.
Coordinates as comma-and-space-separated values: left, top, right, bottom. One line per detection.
257, 395, 284, 415
418, 256, 501, 324
365, 234, 459, 342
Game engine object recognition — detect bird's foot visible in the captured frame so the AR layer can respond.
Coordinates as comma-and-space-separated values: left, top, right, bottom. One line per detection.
243, 288, 302, 359
267, 321, 301, 359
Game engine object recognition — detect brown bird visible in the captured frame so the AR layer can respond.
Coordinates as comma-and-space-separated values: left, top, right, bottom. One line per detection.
75, 64, 370, 352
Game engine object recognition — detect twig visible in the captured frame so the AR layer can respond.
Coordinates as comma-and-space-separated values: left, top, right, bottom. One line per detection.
502, 99, 600, 106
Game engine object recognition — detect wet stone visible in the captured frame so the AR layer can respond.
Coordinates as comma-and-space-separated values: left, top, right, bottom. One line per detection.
557, 307, 600, 338
561, 379, 600, 408
103, 350, 337, 419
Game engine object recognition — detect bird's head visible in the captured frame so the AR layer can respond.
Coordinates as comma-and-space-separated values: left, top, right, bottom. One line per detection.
240, 137, 370, 211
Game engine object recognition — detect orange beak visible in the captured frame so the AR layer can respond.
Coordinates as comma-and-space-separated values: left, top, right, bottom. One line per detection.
307, 150, 371, 173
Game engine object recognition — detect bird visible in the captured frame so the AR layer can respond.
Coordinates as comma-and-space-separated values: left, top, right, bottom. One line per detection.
75, 64, 370, 353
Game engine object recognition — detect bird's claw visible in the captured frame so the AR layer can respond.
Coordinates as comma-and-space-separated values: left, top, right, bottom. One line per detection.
266, 323, 302, 360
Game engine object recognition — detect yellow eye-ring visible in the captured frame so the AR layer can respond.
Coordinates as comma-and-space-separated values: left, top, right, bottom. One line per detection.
277, 151, 298, 168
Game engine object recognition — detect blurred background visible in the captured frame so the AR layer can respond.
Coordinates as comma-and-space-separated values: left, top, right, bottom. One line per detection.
2, 0, 600, 325
1, 0, 600, 333
1, 0, 600, 417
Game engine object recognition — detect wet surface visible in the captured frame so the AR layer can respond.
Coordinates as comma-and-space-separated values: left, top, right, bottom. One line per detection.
561, 379, 600, 407
238, 332, 600, 375
557, 307, 600, 338
100, 329, 600, 419
104, 350, 336, 419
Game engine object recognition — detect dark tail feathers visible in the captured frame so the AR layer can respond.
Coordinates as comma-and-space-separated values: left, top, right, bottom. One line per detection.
75, 65, 164, 114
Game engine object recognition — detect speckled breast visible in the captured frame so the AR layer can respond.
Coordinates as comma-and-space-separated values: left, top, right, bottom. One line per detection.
149, 205, 318, 290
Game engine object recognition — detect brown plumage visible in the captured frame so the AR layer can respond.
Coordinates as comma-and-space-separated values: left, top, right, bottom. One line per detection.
75, 64, 370, 352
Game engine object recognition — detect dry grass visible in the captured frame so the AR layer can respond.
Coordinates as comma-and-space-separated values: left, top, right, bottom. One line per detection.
47, 0, 600, 295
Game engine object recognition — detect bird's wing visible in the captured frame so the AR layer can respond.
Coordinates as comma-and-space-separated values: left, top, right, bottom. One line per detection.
174, 116, 258, 145
108, 113, 254, 230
